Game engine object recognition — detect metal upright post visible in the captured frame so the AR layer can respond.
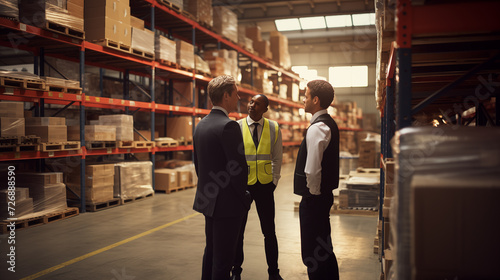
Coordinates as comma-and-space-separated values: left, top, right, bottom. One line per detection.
150, 4, 156, 190
79, 47, 86, 213
99, 68, 104, 97
124, 69, 130, 114
191, 27, 196, 143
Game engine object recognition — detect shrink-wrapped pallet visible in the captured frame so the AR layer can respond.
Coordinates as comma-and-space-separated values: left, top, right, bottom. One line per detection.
114, 161, 153, 199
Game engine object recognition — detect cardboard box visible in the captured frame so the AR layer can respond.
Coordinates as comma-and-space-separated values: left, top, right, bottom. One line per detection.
0, 101, 24, 118
0, 0, 19, 20
411, 175, 500, 279
26, 117, 65, 126
213, 6, 238, 43
18, 172, 64, 185
86, 164, 115, 177
246, 26, 262, 43
27, 182, 67, 211
130, 15, 144, 29
19, 0, 83, 31
114, 161, 153, 199
184, 0, 212, 27
25, 125, 67, 142
154, 169, 178, 191
85, 16, 131, 46
155, 34, 176, 62
0, 117, 25, 137
166, 116, 196, 142
0, 188, 30, 202
67, 184, 114, 203
131, 27, 155, 54
99, 115, 133, 141
85, 125, 116, 141
85, 1, 130, 23
67, 125, 80, 141
253, 40, 272, 60
0, 197, 33, 219
177, 170, 191, 187
270, 32, 291, 69
176, 39, 195, 69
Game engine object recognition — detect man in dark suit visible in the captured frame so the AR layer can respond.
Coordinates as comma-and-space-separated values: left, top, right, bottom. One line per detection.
294, 80, 340, 280
193, 75, 251, 280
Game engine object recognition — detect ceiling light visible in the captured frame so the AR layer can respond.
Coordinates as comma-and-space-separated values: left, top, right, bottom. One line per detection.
352, 13, 376, 26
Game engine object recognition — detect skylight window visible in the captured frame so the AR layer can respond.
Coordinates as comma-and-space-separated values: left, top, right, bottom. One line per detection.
329, 66, 368, 88
275, 18, 301, 31
325, 15, 352, 28
299, 16, 326, 30
275, 13, 375, 31
352, 13, 376, 26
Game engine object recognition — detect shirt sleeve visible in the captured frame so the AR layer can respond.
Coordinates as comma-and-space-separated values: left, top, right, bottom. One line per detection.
272, 126, 283, 186
304, 122, 331, 195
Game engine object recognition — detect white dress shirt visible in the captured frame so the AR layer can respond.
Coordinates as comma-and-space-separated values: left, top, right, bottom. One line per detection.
304, 109, 331, 195
237, 116, 283, 186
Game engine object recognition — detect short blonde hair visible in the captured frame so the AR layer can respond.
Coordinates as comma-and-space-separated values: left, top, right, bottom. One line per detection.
208, 75, 236, 106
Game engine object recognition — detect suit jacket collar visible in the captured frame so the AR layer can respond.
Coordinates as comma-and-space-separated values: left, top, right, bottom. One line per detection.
212, 106, 228, 116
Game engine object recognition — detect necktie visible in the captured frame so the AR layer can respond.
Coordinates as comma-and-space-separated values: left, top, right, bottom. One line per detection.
252, 123, 259, 148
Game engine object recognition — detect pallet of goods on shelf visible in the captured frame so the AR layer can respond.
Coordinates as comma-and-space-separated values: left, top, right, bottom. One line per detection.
84, 0, 132, 51
155, 137, 179, 148
237, 26, 254, 53
245, 26, 273, 60
114, 161, 154, 204
0, 0, 18, 20
213, 5, 238, 44
158, 0, 184, 14
0, 70, 46, 91
270, 31, 292, 70
155, 165, 196, 194
130, 16, 155, 60
25, 117, 73, 152
43, 76, 82, 94
183, 0, 212, 28
203, 49, 238, 79
176, 39, 195, 70
18, 0, 85, 39
155, 33, 177, 67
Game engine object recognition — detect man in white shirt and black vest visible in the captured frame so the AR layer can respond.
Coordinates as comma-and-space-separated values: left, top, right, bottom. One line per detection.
294, 80, 340, 280
232, 94, 284, 280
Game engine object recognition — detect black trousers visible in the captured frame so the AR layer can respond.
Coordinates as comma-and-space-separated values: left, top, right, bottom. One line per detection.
299, 193, 339, 280
233, 181, 280, 275
202, 215, 246, 280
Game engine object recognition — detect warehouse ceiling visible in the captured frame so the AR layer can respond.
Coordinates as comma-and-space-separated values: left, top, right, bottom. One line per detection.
214, 0, 376, 50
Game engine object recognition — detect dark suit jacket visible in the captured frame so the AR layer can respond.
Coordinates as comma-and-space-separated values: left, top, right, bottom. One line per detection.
193, 109, 250, 218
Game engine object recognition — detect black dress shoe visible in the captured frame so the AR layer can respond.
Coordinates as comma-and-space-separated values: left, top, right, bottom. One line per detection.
231, 273, 241, 280
269, 273, 284, 280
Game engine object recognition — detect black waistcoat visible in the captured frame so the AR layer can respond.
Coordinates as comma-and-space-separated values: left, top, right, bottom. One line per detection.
294, 113, 340, 196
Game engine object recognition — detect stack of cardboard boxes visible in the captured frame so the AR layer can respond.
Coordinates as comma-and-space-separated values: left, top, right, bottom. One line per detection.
154, 167, 194, 192
98, 114, 134, 141
84, 0, 131, 46
19, 0, 84, 32
25, 117, 67, 143
176, 39, 195, 69
66, 164, 115, 203
155, 34, 177, 63
17, 172, 68, 213
270, 31, 291, 69
130, 16, 155, 57
204, 49, 238, 79
358, 138, 380, 168
0, 0, 19, 20
0, 101, 25, 137
246, 26, 272, 60
213, 6, 238, 43
0, 188, 33, 220
184, 0, 212, 27
114, 161, 154, 200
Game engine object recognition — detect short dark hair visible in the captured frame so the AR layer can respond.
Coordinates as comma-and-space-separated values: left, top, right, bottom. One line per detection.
208, 75, 236, 106
255, 94, 269, 108
307, 80, 334, 109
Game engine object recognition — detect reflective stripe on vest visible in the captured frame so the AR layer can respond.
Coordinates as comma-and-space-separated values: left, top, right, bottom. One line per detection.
242, 118, 278, 185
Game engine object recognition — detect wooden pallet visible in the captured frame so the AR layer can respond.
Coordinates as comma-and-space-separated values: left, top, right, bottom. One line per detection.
46, 84, 83, 94
40, 141, 81, 152
133, 141, 155, 148
0, 207, 79, 234
45, 21, 85, 40
94, 39, 131, 53
177, 139, 193, 146
159, 0, 182, 13
69, 198, 121, 212
86, 141, 117, 149
131, 48, 155, 60
0, 143, 39, 153
120, 192, 154, 204
155, 139, 179, 147
158, 59, 177, 68
116, 140, 134, 148
0, 135, 41, 145
156, 184, 195, 194
0, 75, 46, 90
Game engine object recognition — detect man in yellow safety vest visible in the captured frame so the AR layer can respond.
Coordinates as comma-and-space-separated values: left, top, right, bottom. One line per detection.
232, 94, 284, 280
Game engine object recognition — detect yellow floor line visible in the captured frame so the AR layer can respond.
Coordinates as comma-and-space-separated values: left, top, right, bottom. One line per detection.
21, 212, 200, 280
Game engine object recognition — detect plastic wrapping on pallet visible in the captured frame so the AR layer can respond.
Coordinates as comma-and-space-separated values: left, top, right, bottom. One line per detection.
195, 55, 211, 75
184, 0, 212, 27
131, 27, 155, 55
155, 34, 176, 63
389, 127, 500, 280
213, 6, 238, 43
176, 39, 195, 69
85, 125, 116, 141
0, 188, 33, 220
0, 0, 19, 19
98, 114, 133, 141
25, 124, 67, 142
0, 117, 25, 137
114, 161, 153, 199
19, 0, 84, 32
43, 76, 81, 89
0, 101, 24, 118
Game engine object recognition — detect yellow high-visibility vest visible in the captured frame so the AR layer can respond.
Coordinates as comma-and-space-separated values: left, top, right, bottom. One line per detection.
242, 118, 279, 185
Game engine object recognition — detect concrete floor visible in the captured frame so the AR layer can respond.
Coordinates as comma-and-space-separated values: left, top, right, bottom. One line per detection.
0, 163, 380, 280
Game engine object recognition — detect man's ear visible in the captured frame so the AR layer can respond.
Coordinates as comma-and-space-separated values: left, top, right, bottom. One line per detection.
313, 96, 319, 105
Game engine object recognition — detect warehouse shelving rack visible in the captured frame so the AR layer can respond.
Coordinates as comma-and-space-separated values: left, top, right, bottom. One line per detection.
0, 0, 308, 213
378, 0, 500, 278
